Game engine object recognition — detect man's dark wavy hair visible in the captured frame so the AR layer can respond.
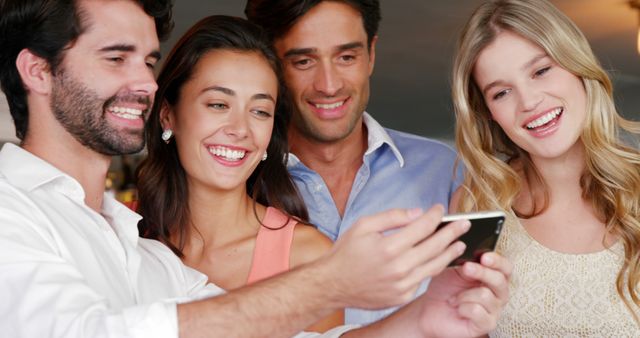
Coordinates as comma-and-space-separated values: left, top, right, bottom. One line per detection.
0, 0, 174, 140
245, 0, 380, 48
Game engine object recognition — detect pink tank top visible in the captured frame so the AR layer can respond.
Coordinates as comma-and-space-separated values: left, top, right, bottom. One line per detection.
246, 207, 298, 284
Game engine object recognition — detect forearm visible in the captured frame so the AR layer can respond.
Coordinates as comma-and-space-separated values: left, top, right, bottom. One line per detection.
178, 260, 342, 338
342, 300, 421, 338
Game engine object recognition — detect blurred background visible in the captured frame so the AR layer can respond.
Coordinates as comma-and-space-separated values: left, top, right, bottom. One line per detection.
1, 0, 639, 143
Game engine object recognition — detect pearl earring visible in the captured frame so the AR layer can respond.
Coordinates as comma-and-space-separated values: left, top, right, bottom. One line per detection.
262, 152, 268, 161
161, 129, 173, 143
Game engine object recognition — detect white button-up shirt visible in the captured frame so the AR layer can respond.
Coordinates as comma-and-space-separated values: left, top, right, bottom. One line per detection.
0, 143, 354, 338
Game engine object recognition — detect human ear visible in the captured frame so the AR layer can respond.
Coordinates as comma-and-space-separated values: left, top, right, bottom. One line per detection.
15, 49, 52, 95
159, 101, 175, 130
367, 35, 378, 76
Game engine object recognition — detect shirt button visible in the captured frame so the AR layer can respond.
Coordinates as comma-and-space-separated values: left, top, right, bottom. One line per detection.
315, 185, 322, 192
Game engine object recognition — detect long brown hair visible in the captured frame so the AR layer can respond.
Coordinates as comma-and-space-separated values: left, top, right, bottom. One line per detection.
136, 15, 309, 257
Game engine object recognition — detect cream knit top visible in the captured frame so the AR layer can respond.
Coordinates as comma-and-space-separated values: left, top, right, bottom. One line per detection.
491, 214, 640, 337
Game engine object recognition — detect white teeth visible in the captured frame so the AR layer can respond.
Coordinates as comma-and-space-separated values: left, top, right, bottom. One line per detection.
208, 146, 246, 161
526, 108, 563, 129
314, 101, 344, 109
109, 106, 143, 118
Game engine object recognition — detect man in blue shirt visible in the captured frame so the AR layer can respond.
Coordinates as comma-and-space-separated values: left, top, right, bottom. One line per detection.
246, 0, 462, 325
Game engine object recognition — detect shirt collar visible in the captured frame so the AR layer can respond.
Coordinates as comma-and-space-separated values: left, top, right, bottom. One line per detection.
0, 143, 141, 231
102, 194, 143, 245
0, 143, 81, 194
287, 112, 405, 168
362, 112, 404, 167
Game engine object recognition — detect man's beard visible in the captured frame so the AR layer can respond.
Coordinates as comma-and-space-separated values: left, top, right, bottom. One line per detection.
50, 69, 150, 156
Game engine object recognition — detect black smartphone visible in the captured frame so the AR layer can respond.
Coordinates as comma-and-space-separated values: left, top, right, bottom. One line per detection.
438, 211, 505, 266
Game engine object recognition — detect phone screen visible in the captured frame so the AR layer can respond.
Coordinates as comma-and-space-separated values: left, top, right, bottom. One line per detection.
438, 211, 505, 266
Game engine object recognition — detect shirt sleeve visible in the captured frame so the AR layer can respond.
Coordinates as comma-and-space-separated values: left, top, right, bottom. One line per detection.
0, 205, 180, 338
449, 149, 466, 198
293, 325, 360, 338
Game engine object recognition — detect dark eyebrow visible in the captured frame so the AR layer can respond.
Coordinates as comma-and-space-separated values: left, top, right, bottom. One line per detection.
99, 44, 134, 53
98, 44, 161, 61
202, 86, 235, 96
252, 93, 275, 103
336, 41, 365, 52
283, 47, 316, 58
283, 41, 366, 58
202, 86, 275, 103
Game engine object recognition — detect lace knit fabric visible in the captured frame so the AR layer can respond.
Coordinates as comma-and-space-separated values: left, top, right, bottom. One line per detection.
491, 214, 640, 337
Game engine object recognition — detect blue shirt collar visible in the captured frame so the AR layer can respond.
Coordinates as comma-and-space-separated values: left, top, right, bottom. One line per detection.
287, 112, 405, 168
362, 112, 405, 167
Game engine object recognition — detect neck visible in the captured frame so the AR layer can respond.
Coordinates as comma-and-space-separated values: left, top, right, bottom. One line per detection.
22, 126, 111, 213
288, 119, 367, 174
532, 141, 585, 194
517, 141, 586, 210
185, 181, 261, 249
288, 118, 368, 216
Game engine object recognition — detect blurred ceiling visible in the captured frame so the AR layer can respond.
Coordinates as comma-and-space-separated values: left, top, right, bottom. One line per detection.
1, 0, 639, 143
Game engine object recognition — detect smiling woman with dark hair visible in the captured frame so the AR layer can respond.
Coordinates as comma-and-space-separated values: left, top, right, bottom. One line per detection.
136, 15, 343, 332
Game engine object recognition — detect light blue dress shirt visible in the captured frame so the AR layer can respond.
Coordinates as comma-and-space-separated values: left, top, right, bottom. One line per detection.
287, 113, 463, 325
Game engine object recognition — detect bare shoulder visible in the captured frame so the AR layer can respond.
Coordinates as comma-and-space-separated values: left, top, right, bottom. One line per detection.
290, 224, 333, 268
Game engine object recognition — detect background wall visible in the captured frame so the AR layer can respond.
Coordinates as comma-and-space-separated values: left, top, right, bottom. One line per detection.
1, 0, 639, 144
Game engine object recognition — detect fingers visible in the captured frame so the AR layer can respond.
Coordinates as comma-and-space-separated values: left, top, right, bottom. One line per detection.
403, 240, 467, 286
394, 204, 445, 246
460, 253, 512, 302
453, 281, 504, 334
348, 207, 428, 235
456, 301, 496, 334
364, 205, 472, 283
386, 204, 467, 251
398, 217, 470, 270
448, 253, 511, 333
451, 285, 500, 317
481, 252, 513, 279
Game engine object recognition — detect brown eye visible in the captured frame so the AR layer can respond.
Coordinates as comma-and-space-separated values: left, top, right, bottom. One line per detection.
252, 109, 272, 118
534, 66, 551, 77
207, 103, 228, 110
492, 89, 511, 101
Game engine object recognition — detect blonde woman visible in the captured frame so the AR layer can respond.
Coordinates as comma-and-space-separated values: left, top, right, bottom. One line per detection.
451, 0, 640, 336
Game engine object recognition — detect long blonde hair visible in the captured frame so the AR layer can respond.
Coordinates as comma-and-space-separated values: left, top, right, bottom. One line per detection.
452, 0, 640, 321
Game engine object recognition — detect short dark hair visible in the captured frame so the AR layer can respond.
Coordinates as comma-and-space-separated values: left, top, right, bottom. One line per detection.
136, 15, 310, 257
245, 0, 381, 47
0, 0, 174, 140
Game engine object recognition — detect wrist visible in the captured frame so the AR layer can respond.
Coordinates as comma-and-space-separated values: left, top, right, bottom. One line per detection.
344, 300, 423, 338
307, 252, 351, 310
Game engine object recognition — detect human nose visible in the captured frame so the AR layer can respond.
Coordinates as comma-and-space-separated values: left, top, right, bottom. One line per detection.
516, 87, 543, 112
128, 63, 158, 96
223, 111, 249, 139
313, 61, 343, 96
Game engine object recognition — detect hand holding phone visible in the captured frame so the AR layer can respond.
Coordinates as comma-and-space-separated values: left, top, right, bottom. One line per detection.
438, 211, 505, 266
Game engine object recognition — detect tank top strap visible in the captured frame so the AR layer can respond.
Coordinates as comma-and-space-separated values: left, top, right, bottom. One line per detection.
246, 207, 298, 284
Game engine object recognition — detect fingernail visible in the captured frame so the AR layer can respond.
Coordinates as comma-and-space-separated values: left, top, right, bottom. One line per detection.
460, 220, 471, 231
456, 241, 466, 254
465, 263, 477, 275
483, 254, 494, 266
407, 208, 423, 220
